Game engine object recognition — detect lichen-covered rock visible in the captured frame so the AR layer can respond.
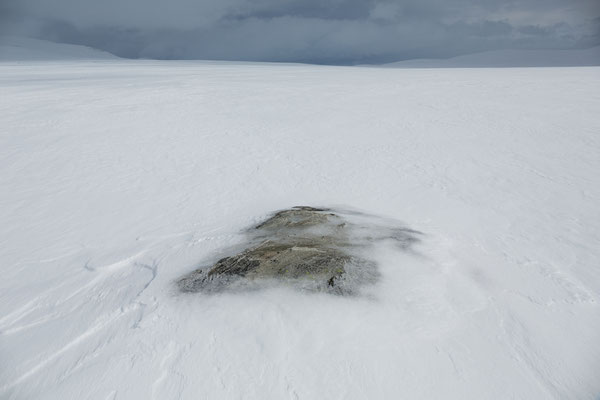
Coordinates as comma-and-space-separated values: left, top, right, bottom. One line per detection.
254, 206, 337, 230
209, 240, 348, 280
178, 206, 420, 294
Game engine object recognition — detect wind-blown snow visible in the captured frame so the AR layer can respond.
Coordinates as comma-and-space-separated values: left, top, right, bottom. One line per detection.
1, 54, 599, 399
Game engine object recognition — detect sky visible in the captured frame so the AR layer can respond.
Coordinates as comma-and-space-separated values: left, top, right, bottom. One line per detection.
1, 0, 599, 64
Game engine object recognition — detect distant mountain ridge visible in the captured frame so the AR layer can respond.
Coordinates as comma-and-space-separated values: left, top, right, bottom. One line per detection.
380, 47, 600, 68
1, 36, 599, 67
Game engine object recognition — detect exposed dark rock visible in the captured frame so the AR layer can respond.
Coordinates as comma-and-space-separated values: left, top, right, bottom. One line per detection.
178, 206, 420, 295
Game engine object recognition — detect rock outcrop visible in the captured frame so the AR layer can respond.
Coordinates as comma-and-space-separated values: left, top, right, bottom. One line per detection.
178, 206, 420, 294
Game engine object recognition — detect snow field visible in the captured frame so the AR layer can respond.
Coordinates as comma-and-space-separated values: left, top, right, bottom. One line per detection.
1, 60, 599, 399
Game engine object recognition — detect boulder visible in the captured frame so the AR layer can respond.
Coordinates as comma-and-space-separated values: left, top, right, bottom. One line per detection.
178, 206, 419, 294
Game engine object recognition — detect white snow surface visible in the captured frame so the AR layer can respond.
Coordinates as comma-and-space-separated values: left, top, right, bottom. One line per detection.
381, 46, 600, 68
1, 58, 599, 400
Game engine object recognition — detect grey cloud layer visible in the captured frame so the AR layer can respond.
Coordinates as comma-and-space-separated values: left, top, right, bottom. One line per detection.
3, 0, 599, 63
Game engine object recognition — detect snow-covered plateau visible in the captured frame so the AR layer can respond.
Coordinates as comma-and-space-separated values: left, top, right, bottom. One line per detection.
1, 42, 599, 399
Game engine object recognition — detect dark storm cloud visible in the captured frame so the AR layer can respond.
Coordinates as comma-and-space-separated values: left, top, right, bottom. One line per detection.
2, 0, 599, 63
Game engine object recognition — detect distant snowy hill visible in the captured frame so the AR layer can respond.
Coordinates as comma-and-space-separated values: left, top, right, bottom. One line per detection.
381, 47, 600, 68
0, 36, 117, 61
2, 37, 598, 67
